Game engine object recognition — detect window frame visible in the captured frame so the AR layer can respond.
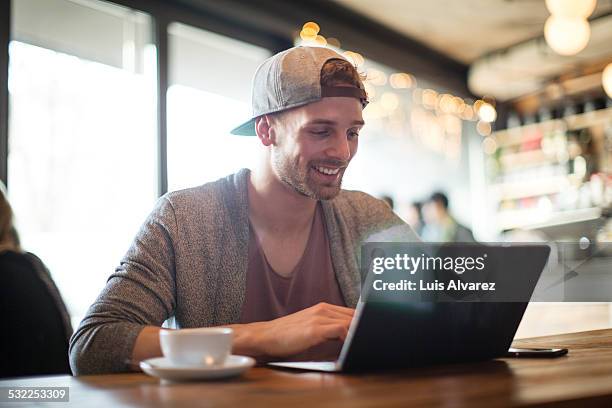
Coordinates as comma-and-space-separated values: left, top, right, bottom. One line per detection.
0, 0, 292, 194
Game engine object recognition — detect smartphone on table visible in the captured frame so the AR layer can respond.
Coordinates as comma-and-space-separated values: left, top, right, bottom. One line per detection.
504, 347, 568, 358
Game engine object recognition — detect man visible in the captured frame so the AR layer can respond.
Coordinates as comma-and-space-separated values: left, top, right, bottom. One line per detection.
69, 46, 417, 374
421, 191, 474, 242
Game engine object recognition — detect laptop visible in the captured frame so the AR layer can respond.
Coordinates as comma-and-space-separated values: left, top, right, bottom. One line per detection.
269, 243, 551, 372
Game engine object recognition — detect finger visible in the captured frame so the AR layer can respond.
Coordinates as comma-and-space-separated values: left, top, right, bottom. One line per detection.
310, 315, 353, 330
314, 303, 355, 317
329, 306, 355, 318
318, 323, 350, 342
318, 309, 354, 323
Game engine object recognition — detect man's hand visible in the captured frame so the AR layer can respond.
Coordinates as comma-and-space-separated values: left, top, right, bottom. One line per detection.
130, 302, 355, 369
230, 302, 355, 358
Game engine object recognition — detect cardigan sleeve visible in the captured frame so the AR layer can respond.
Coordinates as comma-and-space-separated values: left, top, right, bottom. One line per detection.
69, 196, 178, 375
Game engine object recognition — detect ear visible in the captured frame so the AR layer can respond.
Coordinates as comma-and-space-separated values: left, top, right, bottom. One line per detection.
255, 115, 275, 146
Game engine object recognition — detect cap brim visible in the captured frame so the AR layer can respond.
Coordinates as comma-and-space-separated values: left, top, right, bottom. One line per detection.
230, 118, 256, 136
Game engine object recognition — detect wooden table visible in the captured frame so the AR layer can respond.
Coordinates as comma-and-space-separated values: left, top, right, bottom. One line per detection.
2, 329, 612, 407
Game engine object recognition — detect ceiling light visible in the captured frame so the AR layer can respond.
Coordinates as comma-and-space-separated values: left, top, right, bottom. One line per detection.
452, 96, 466, 113
438, 94, 455, 114
473, 99, 485, 113
300, 28, 317, 41
327, 37, 341, 48
482, 136, 498, 155
478, 103, 497, 122
476, 120, 492, 136
343, 51, 364, 67
302, 22, 320, 34
389, 73, 414, 89
314, 35, 327, 47
461, 105, 475, 121
544, 16, 590, 56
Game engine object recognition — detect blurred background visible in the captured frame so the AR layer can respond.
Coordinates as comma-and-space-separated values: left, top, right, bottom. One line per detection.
1, 0, 611, 339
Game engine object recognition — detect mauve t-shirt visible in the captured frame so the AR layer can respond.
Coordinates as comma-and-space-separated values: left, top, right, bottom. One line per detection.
240, 202, 347, 361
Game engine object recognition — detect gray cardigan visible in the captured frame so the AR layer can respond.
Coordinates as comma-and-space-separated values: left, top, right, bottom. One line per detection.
69, 169, 416, 374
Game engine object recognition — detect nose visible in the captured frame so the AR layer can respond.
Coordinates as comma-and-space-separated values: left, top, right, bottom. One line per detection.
326, 133, 352, 162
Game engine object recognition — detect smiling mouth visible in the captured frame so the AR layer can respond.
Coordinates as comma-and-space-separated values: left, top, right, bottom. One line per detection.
312, 165, 341, 176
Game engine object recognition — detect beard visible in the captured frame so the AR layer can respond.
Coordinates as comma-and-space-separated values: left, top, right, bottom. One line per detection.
271, 149, 347, 200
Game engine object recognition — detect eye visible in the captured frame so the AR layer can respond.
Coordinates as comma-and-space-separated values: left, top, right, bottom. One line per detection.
348, 130, 360, 140
310, 129, 331, 137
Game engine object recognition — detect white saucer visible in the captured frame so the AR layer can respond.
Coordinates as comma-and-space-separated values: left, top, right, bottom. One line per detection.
140, 355, 255, 381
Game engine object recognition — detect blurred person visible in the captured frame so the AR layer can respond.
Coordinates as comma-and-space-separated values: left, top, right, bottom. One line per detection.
70, 46, 418, 375
0, 182, 73, 378
421, 191, 474, 243
403, 201, 424, 236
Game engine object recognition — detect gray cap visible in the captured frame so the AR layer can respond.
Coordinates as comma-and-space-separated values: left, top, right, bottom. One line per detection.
230, 46, 368, 136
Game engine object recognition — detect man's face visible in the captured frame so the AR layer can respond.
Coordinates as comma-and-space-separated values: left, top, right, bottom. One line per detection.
267, 96, 364, 200
423, 201, 445, 224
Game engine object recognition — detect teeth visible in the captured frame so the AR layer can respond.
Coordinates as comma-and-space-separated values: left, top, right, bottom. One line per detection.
315, 166, 340, 175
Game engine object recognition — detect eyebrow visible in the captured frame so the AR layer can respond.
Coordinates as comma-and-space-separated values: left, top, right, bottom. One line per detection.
305, 119, 365, 126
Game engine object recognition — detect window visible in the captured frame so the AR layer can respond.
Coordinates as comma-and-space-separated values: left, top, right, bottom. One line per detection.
8, 0, 158, 326
167, 22, 271, 191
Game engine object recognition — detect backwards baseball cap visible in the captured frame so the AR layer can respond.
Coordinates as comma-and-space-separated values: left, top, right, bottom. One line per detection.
230, 46, 368, 136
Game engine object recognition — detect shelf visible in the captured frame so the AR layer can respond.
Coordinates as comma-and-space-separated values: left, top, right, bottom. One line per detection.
497, 207, 602, 231
524, 207, 602, 230
485, 106, 611, 234
498, 149, 558, 170
564, 107, 612, 130
490, 175, 569, 200
493, 122, 560, 147
492, 107, 612, 147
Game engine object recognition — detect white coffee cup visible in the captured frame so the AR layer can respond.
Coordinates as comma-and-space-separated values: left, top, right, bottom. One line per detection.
159, 327, 233, 367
